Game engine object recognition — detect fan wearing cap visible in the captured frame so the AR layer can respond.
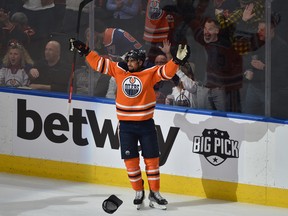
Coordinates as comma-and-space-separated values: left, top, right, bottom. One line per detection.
70, 38, 190, 210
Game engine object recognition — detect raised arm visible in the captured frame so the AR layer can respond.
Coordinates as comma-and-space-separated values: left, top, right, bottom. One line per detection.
70, 38, 117, 77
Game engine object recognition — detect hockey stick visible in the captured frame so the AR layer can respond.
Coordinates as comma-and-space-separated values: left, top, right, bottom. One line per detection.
68, 0, 93, 111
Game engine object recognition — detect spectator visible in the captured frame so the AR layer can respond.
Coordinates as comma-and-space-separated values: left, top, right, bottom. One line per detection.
243, 13, 288, 119
173, 61, 198, 108
62, 0, 113, 36
21, 0, 56, 61
30, 40, 70, 93
0, 41, 33, 87
152, 39, 197, 107
143, 0, 175, 65
106, 0, 141, 20
191, 17, 244, 112
10, 12, 36, 43
0, 9, 35, 59
21, 0, 55, 36
168, 72, 195, 108
186, 0, 264, 113
106, 0, 143, 39
153, 40, 174, 104
10, 12, 37, 58
160, 0, 196, 46
94, 0, 113, 20
143, 0, 174, 44
215, 0, 265, 35
213, 1, 265, 55
105, 76, 117, 99
153, 53, 174, 104
213, 0, 239, 11
73, 63, 111, 97
154, 54, 168, 65
61, 0, 90, 38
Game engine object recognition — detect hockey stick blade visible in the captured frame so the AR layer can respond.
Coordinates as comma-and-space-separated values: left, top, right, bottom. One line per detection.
76, 0, 93, 34
79, 0, 93, 11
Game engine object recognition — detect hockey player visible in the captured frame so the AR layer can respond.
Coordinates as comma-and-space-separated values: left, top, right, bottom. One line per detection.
70, 38, 190, 210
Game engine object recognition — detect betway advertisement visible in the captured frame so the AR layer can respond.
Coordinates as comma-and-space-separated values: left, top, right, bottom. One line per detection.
1, 91, 288, 189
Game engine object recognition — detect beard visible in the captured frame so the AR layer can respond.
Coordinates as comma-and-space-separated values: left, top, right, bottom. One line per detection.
128, 68, 137, 72
204, 34, 217, 43
204, 32, 211, 42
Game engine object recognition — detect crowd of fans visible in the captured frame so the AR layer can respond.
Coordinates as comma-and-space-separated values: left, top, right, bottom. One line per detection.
0, 0, 288, 119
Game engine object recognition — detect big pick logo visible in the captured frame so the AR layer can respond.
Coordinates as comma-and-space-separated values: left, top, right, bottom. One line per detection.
193, 129, 239, 166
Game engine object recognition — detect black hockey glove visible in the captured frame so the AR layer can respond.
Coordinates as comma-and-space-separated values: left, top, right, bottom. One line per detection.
69, 38, 90, 56
173, 44, 190, 66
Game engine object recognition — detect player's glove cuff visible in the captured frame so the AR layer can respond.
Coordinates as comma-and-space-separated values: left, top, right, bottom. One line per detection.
69, 38, 90, 56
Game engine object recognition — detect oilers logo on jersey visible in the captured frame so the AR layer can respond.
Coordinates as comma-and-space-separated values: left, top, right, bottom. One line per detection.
6, 78, 22, 87
122, 76, 142, 98
148, 0, 162, 20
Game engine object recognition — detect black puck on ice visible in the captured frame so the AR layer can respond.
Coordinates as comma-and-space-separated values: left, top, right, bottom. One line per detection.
102, 194, 123, 214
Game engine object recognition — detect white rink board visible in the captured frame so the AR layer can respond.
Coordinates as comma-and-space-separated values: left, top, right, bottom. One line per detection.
0, 91, 288, 189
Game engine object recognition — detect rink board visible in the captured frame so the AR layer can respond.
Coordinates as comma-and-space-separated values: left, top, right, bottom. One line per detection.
0, 89, 287, 208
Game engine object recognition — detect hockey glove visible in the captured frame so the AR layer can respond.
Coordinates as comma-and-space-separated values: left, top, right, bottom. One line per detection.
69, 38, 90, 56
173, 44, 190, 66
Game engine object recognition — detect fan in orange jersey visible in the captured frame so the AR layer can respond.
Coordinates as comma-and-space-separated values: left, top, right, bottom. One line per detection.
70, 38, 190, 210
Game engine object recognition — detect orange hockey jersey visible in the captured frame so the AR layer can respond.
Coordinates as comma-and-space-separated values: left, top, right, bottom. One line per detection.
86, 51, 179, 121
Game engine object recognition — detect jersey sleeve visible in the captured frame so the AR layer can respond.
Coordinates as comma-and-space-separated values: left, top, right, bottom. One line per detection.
85, 51, 118, 77
155, 59, 179, 81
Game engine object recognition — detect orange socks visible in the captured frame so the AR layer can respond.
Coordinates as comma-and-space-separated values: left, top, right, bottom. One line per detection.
124, 157, 160, 192
124, 157, 143, 191
144, 157, 160, 192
